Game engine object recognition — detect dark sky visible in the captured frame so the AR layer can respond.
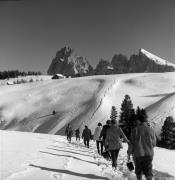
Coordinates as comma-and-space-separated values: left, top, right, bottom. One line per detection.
0, 0, 175, 73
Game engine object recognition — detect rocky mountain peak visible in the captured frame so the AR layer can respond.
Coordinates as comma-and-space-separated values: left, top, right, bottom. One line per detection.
139, 48, 175, 68
47, 47, 93, 76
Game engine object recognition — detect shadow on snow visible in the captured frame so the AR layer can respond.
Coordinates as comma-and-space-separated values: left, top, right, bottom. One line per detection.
46, 147, 93, 158
39, 151, 97, 165
29, 164, 110, 180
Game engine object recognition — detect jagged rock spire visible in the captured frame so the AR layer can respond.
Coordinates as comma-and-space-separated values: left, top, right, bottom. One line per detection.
47, 46, 93, 76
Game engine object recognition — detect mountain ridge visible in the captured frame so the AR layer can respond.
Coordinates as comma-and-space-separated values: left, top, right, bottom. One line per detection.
139, 48, 175, 68
47, 46, 175, 76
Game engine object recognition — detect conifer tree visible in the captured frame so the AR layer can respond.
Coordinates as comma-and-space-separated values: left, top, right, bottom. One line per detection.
161, 116, 174, 147
110, 106, 117, 121
119, 94, 136, 138
136, 106, 148, 122
136, 106, 141, 119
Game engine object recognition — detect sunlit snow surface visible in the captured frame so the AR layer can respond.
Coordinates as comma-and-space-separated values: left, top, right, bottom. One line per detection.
0, 130, 175, 180
0, 73, 175, 135
0, 73, 175, 179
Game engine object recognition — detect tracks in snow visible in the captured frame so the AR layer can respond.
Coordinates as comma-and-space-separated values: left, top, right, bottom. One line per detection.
4, 136, 175, 180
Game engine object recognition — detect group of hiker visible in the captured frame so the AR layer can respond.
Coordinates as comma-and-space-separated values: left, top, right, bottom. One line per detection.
65, 114, 157, 180
65, 124, 92, 148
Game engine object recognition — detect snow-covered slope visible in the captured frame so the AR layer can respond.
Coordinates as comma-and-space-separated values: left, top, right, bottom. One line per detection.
140, 48, 175, 68
0, 73, 175, 136
1, 130, 175, 180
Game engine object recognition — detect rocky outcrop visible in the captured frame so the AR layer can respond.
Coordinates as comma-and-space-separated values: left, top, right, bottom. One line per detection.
128, 49, 175, 73
109, 49, 175, 74
47, 46, 93, 76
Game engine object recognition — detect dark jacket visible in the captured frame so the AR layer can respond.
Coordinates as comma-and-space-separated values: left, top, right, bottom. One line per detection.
75, 129, 80, 137
82, 128, 92, 140
128, 122, 157, 157
65, 126, 73, 136
99, 124, 110, 141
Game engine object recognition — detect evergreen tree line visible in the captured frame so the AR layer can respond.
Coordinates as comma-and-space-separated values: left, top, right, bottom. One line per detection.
0, 70, 42, 80
94, 53, 175, 75
110, 95, 175, 150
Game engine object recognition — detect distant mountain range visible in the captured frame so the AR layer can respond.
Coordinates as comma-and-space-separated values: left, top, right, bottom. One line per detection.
47, 46, 175, 76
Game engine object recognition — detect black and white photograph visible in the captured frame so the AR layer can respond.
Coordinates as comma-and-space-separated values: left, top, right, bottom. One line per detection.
0, 0, 175, 179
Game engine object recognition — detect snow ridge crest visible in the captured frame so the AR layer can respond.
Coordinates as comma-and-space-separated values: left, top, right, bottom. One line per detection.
140, 48, 175, 68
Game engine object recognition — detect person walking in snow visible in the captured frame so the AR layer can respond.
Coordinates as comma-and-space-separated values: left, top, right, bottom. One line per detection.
75, 128, 80, 141
65, 124, 73, 142
94, 123, 103, 154
82, 125, 92, 148
105, 119, 129, 169
52, 110, 56, 115
127, 114, 157, 180
99, 120, 111, 150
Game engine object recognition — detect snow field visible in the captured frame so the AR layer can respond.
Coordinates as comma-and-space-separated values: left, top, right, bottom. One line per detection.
1, 72, 175, 136
1, 130, 175, 180
1, 72, 175, 179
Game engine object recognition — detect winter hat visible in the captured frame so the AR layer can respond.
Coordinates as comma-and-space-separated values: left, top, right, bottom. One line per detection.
106, 120, 111, 125
98, 123, 102, 126
111, 119, 117, 125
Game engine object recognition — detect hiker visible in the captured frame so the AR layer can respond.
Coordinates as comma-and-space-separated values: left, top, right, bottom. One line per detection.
99, 120, 111, 159
99, 120, 111, 150
52, 110, 56, 115
127, 114, 157, 180
75, 128, 80, 141
82, 125, 92, 148
105, 119, 129, 169
65, 124, 73, 142
93, 122, 103, 154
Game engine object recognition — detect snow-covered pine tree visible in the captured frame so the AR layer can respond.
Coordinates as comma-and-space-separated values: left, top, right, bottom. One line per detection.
110, 106, 117, 121
161, 116, 174, 148
119, 94, 136, 138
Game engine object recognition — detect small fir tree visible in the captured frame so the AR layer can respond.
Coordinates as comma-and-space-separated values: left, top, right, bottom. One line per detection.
136, 106, 141, 119
136, 106, 148, 124
110, 106, 117, 121
119, 94, 136, 138
161, 116, 174, 147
